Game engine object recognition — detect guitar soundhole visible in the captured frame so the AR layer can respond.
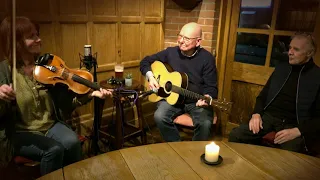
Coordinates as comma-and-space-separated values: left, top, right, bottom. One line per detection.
165, 81, 172, 92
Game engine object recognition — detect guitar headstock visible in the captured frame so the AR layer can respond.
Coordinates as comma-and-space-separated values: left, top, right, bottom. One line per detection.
211, 98, 233, 114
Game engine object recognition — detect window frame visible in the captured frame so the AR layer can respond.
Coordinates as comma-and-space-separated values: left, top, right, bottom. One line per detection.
228, 0, 317, 85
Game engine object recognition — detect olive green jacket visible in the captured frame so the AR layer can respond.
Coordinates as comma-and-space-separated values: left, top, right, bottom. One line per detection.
0, 60, 92, 167
0, 60, 14, 168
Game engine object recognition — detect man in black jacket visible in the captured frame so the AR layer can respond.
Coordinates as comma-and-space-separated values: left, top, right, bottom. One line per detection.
229, 32, 320, 155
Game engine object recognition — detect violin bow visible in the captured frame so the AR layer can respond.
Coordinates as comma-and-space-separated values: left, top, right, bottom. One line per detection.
11, 0, 17, 90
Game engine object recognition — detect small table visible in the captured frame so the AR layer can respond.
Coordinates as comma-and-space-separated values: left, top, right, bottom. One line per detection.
99, 79, 147, 150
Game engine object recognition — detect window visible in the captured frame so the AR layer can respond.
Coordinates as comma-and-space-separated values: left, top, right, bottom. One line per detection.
235, 33, 269, 65
238, 0, 273, 29
233, 0, 319, 67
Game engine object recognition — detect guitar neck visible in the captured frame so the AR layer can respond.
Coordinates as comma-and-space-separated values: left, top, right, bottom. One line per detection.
171, 85, 211, 105
72, 74, 100, 91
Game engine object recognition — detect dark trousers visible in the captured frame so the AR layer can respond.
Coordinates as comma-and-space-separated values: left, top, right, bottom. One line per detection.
13, 122, 82, 175
154, 100, 214, 142
228, 113, 304, 153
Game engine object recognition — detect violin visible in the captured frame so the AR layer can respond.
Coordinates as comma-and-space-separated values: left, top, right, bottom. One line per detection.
33, 53, 100, 94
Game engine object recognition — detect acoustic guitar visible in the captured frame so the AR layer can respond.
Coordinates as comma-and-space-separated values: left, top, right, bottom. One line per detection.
145, 61, 232, 114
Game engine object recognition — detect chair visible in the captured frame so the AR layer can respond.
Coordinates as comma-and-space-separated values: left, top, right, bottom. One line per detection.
261, 131, 277, 147
262, 132, 320, 158
173, 110, 219, 139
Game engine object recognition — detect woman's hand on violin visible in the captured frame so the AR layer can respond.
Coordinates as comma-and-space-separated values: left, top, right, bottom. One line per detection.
91, 88, 113, 99
0, 84, 16, 102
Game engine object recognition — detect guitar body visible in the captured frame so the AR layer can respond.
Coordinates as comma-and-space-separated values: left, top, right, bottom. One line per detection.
146, 61, 188, 105
145, 61, 233, 114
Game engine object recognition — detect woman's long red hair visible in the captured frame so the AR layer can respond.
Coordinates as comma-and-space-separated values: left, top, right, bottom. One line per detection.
0, 16, 37, 67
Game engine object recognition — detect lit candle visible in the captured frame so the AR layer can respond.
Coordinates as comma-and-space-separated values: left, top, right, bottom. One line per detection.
205, 142, 220, 162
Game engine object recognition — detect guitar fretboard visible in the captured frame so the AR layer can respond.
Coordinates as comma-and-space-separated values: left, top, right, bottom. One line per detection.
171, 85, 211, 105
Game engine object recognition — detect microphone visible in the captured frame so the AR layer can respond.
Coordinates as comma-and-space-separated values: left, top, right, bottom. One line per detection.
139, 89, 158, 98
84, 45, 93, 70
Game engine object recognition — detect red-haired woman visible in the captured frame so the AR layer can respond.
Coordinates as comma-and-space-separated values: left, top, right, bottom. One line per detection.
0, 16, 111, 175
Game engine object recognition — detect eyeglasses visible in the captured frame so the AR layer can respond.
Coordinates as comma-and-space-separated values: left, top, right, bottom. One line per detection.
177, 34, 200, 43
293, 32, 317, 51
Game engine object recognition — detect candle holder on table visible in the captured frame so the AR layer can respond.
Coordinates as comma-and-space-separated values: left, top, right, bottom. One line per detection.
200, 154, 223, 165
201, 142, 223, 166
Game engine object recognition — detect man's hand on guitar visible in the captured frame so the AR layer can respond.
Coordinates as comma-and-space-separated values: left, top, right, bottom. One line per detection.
148, 76, 160, 91
196, 94, 210, 107
91, 88, 113, 99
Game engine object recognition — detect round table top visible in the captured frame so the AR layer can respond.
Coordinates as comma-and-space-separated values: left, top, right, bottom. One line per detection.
39, 141, 320, 180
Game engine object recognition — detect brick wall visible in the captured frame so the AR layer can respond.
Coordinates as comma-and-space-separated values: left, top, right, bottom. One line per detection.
164, 0, 220, 55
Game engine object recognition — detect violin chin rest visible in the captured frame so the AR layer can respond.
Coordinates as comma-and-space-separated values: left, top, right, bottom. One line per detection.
36, 53, 53, 66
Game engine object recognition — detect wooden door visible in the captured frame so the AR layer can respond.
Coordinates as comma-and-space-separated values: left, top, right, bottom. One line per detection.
219, 0, 320, 136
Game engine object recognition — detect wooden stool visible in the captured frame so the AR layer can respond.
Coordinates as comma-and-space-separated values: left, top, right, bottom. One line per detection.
99, 79, 147, 150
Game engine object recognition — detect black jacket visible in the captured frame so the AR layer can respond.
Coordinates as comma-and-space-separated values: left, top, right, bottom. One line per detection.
253, 59, 320, 154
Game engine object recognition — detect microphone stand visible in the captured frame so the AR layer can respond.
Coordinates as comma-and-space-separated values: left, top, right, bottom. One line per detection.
80, 52, 101, 155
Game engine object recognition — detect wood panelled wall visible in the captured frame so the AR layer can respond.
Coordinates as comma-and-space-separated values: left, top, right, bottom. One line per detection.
230, 81, 263, 124
0, 0, 164, 134
314, 3, 320, 65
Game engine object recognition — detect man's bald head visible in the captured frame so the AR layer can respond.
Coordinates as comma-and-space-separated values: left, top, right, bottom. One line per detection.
180, 22, 202, 39
177, 22, 202, 55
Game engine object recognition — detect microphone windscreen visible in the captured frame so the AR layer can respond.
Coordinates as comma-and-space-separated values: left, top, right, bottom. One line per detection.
84, 45, 92, 56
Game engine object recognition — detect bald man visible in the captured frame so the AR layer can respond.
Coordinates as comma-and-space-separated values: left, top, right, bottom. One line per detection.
229, 33, 320, 156
140, 22, 217, 142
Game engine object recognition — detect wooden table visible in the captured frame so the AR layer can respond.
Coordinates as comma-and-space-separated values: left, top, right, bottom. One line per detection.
38, 141, 320, 180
